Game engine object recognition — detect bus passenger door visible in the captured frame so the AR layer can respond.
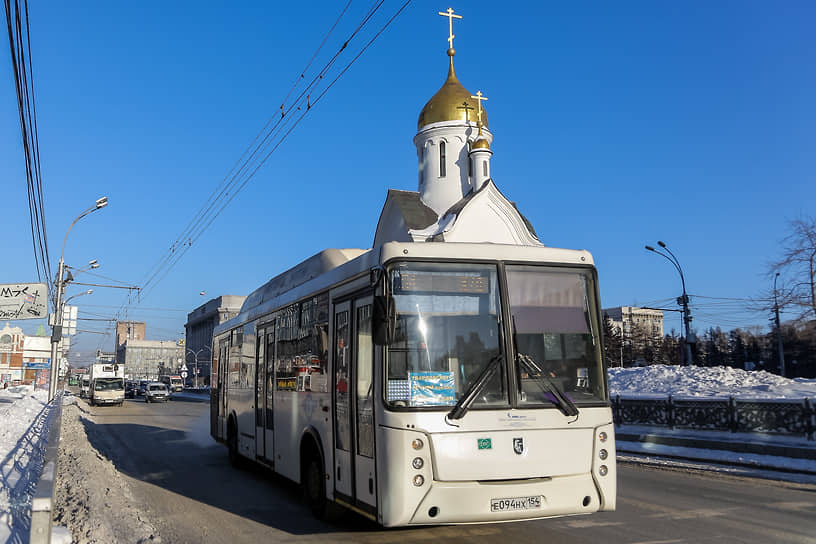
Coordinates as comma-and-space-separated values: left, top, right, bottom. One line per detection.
255, 329, 266, 458
333, 295, 377, 513
333, 301, 353, 498
353, 297, 376, 510
263, 325, 275, 463
217, 339, 229, 439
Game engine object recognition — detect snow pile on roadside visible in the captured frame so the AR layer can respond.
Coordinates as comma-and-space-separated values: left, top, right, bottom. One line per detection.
0, 385, 52, 543
54, 399, 160, 544
609, 364, 816, 399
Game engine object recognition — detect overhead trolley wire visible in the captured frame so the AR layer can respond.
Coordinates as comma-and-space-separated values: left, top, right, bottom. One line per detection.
131, 1, 410, 304
4, 0, 51, 293
137, 0, 359, 295
100, 1, 412, 352
138, 1, 411, 302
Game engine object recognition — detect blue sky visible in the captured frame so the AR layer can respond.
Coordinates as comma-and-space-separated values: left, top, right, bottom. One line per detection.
2, 1, 814, 359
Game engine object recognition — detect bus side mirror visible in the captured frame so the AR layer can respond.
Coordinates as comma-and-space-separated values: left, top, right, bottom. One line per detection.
372, 295, 394, 346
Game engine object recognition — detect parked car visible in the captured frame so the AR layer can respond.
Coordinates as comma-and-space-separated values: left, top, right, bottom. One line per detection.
125, 381, 137, 399
144, 382, 170, 403
137, 380, 150, 396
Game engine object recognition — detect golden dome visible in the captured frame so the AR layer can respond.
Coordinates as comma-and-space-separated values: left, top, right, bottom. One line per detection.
417, 51, 488, 130
471, 137, 490, 150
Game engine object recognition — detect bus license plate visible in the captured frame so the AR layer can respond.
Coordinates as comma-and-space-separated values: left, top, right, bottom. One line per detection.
490, 495, 542, 512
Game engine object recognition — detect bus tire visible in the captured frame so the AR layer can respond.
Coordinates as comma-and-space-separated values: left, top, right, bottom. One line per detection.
227, 416, 242, 468
302, 451, 342, 521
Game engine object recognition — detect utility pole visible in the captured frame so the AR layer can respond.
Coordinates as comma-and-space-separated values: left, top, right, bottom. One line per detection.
774, 273, 786, 377
48, 260, 66, 401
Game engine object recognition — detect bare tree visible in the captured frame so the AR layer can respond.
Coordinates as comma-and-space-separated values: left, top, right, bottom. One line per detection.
770, 217, 816, 322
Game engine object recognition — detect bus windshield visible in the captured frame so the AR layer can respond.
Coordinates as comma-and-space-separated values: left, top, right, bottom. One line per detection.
506, 266, 606, 406
385, 262, 505, 409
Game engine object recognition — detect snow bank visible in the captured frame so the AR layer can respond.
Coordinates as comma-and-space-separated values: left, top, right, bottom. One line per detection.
54, 399, 160, 544
609, 364, 816, 399
0, 386, 52, 542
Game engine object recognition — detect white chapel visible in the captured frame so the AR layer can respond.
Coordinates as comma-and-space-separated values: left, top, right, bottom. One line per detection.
373, 11, 541, 248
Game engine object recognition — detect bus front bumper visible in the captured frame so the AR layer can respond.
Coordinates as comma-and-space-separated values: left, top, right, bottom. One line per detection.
406, 473, 606, 525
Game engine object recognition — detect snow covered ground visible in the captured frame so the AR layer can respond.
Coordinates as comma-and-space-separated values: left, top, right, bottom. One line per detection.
609, 364, 816, 399
609, 364, 816, 484
0, 385, 55, 543
0, 367, 814, 542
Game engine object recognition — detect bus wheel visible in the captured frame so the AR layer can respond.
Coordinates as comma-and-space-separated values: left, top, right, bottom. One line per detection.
227, 417, 242, 468
303, 454, 341, 520
303, 455, 327, 517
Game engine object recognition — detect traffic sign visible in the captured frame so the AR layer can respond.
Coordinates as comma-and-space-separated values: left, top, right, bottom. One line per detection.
181, 371, 188, 378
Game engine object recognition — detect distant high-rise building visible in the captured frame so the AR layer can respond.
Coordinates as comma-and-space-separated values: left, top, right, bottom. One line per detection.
115, 321, 145, 350
603, 306, 664, 339
184, 295, 246, 385
117, 339, 183, 380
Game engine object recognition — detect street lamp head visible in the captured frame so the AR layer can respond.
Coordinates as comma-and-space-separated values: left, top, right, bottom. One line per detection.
88, 259, 98, 266
775, 272, 780, 278
90, 263, 100, 269
86, 289, 93, 295
657, 240, 667, 248
645, 245, 655, 252
95, 196, 108, 209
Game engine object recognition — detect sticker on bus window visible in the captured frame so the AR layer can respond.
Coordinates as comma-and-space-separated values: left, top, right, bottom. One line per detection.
408, 371, 455, 406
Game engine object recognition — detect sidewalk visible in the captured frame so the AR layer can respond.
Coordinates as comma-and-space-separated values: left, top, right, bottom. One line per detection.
616, 424, 816, 475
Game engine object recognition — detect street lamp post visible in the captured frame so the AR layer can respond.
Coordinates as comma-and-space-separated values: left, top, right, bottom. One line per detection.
186, 346, 211, 388
774, 273, 786, 377
645, 241, 694, 366
64, 289, 93, 304
49, 196, 108, 402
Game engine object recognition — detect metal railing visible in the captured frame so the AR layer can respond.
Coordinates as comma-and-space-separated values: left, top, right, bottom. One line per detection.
29, 391, 64, 544
612, 395, 816, 440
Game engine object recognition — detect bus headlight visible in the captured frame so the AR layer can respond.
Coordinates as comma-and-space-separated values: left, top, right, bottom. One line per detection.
412, 457, 424, 469
412, 438, 424, 450
412, 474, 425, 486
599, 449, 608, 460
598, 465, 608, 476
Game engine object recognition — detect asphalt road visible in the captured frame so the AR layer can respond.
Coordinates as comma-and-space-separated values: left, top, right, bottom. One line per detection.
79, 394, 816, 544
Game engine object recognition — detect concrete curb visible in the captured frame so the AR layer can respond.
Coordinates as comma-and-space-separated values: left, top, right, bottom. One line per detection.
29, 391, 64, 544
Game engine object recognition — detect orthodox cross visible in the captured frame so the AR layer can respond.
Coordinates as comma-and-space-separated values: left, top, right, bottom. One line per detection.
470, 90, 488, 127
438, 7, 462, 49
457, 101, 474, 122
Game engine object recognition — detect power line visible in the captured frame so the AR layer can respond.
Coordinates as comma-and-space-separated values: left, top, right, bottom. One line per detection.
4, 0, 51, 292
96, 2, 412, 353
121, 1, 411, 309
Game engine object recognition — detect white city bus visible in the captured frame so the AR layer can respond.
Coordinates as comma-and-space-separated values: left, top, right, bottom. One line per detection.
211, 241, 615, 526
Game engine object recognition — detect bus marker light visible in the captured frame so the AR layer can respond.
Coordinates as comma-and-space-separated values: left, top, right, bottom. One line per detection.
412, 457, 424, 469
598, 431, 607, 442
412, 438, 424, 450
599, 465, 608, 476
413, 474, 425, 486
599, 449, 608, 460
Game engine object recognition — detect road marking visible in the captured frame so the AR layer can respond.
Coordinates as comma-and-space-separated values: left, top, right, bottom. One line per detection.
773, 501, 816, 512
628, 540, 685, 544
560, 519, 626, 528
648, 507, 737, 520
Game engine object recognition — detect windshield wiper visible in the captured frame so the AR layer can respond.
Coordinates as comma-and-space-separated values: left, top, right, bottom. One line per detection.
517, 353, 580, 417
447, 354, 503, 420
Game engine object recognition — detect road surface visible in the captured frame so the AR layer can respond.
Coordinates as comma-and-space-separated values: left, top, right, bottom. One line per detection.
56, 391, 816, 544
